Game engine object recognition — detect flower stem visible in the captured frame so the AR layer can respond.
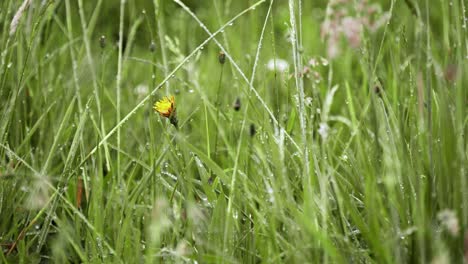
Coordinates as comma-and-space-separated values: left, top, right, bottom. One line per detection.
214, 64, 224, 157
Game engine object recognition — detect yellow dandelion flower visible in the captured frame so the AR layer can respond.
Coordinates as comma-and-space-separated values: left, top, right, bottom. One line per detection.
154, 96, 175, 118
154, 95, 178, 128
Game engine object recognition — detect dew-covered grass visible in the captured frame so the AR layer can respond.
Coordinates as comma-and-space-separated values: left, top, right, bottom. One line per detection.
0, 0, 467, 263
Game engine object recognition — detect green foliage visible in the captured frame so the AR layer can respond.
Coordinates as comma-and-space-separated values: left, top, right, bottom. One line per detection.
0, 0, 467, 263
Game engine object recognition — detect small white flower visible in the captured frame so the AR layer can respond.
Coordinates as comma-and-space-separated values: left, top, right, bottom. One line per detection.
318, 122, 329, 140
437, 209, 460, 236
134, 84, 148, 97
267, 58, 289, 72
309, 58, 319, 67
341, 154, 348, 161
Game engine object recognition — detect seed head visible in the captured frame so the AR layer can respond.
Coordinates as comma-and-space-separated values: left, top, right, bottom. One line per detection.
218, 51, 226, 64
99, 35, 106, 49
249, 123, 256, 137
9, 0, 32, 37
233, 97, 241, 111
374, 85, 382, 97
149, 41, 156, 53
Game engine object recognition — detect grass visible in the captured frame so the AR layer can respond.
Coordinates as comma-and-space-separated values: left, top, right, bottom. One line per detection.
0, 0, 467, 263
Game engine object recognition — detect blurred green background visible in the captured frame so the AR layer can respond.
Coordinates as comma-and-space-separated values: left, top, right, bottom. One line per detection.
1, 0, 467, 263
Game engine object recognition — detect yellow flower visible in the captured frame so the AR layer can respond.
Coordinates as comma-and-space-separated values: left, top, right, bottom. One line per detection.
153, 96, 175, 118
154, 95, 178, 128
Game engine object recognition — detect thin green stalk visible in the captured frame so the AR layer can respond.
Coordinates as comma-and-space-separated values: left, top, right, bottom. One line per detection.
213, 64, 224, 157
425, 0, 435, 212
288, 0, 310, 189
154, 0, 170, 94
116, 0, 126, 183
204, 103, 211, 161
65, 0, 82, 112
269, 5, 280, 119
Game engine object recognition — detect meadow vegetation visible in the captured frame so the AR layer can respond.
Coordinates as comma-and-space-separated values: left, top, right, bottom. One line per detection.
0, 0, 467, 263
